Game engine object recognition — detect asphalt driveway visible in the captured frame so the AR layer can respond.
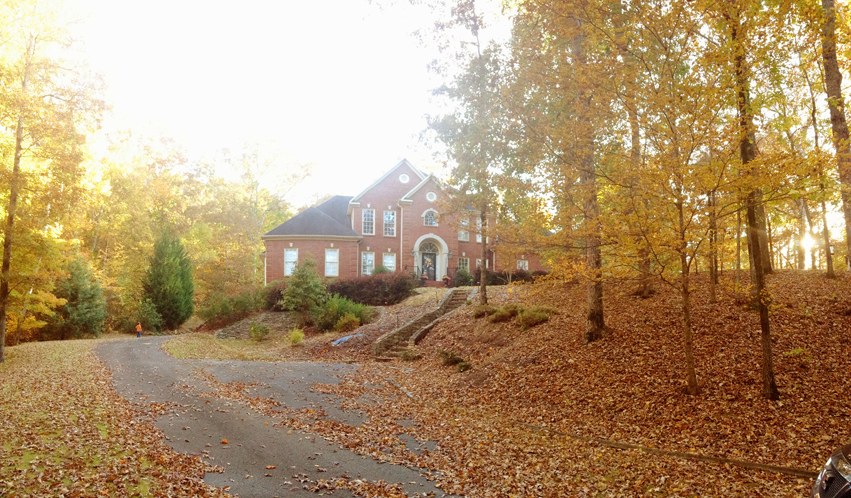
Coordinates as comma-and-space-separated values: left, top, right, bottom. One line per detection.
96, 337, 443, 497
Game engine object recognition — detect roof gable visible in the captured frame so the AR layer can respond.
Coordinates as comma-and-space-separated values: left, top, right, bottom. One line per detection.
400, 174, 447, 202
349, 159, 426, 206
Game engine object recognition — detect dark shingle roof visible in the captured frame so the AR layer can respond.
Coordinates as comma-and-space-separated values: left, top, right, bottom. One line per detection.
315, 195, 353, 228
263, 196, 358, 238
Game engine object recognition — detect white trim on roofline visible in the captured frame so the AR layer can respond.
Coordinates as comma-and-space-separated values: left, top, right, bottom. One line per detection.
261, 234, 362, 241
347, 159, 426, 216
401, 174, 447, 201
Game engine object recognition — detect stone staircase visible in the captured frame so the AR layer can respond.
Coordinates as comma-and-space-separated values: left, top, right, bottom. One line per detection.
372, 288, 470, 360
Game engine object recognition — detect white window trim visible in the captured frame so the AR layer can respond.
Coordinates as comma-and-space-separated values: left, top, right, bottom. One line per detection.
325, 248, 339, 277
458, 217, 469, 241
422, 208, 438, 227
383, 253, 396, 272
383, 211, 396, 237
363, 209, 375, 235
517, 259, 529, 271
284, 248, 298, 277
476, 218, 483, 243
362, 252, 375, 276
458, 257, 469, 271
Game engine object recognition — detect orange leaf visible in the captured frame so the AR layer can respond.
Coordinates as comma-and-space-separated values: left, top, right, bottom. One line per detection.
221, 439, 228, 444
266, 465, 276, 469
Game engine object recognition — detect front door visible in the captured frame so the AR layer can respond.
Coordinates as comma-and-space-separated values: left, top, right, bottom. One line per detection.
421, 253, 436, 280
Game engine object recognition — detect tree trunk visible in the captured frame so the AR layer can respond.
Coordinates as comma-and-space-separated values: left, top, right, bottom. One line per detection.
803, 200, 820, 269
0, 38, 34, 363
732, 11, 779, 399
613, 1, 653, 299
821, 0, 851, 272
709, 190, 718, 304
822, 198, 836, 278
736, 206, 742, 302
570, 19, 605, 343
766, 214, 775, 270
679, 201, 699, 395
757, 202, 772, 274
795, 199, 807, 269
478, 205, 488, 305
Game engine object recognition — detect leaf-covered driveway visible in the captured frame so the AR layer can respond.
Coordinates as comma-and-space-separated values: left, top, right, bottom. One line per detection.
95, 337, 444, 497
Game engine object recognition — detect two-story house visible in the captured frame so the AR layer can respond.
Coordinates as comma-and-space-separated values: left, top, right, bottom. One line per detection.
261, 159, 545, 284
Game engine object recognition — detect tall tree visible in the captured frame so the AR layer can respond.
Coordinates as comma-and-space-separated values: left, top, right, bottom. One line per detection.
0, 0, 104, 361
48, 258, 107, 340
428, 0, 502, 305
728, 2, 780, 400
820, 0, 851, 270
142, 232, 194, 331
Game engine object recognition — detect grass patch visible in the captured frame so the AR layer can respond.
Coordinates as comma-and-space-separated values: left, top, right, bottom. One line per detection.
287, 328, 304, 346
472, 305, 497, 318
475, 303, 558, 330
438, 349, 465, 366
400, 349, 422, 361
405, 288, 449, 307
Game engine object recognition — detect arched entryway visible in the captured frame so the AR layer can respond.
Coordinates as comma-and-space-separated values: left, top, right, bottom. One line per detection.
412, 234, 449, 281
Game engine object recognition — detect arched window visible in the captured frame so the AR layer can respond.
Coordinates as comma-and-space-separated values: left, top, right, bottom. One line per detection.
423, 210, 438, 226
421, 242, 439, 254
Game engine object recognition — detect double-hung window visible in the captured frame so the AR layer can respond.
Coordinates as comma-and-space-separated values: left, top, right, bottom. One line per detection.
362, 252, 374, 275
284, 249, 298, 276
325, 249, 339, 277
458, 217, 469, 241
383, 211, 396, 236
363, 209, 375, 235
476, 219, 483, 243
458, 257, 469, 271
517, 260, 529, 271
383, 253, 396, 272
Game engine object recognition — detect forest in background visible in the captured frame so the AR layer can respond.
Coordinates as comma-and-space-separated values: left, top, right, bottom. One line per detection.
4, 0, 851, 371
0, 0, 310, 349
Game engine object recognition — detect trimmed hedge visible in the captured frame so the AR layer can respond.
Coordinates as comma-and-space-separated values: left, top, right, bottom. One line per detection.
326, 273, 417, 306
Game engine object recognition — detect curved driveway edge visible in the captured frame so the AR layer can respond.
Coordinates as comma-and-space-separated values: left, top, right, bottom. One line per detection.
95, 337, 445, 497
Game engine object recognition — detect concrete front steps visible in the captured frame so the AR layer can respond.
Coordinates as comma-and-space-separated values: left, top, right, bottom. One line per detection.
372, 288, 470, 361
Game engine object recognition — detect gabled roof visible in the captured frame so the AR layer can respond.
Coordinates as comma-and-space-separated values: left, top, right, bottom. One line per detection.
349, 159, 426, 205
263, 196, 358, 238
400, 174, 445, 203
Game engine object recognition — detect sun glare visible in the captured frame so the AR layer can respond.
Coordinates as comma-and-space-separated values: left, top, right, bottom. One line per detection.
802, 234, 816, 251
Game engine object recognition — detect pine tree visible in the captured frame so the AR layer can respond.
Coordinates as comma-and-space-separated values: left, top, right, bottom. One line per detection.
51, 259, 107, 340
143, 232, 194, 330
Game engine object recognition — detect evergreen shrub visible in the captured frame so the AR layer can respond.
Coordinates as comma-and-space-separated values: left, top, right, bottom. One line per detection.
281, 257, 326, 326
143, 232, 194, 330
454, 268, 473, 286
48, 258, 107, 339
326, 273, 416, 306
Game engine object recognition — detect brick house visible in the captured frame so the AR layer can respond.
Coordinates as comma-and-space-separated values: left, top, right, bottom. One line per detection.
261, 159, 546, 284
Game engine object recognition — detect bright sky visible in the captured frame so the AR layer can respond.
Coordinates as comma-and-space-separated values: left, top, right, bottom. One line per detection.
69, 0, 496, 206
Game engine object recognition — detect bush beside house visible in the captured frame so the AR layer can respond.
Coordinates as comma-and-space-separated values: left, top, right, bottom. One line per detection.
326, 272, 416, 306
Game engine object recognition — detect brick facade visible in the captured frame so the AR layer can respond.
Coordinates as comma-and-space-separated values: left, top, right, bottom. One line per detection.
261, 160, 547, 284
